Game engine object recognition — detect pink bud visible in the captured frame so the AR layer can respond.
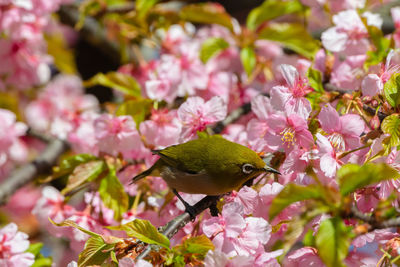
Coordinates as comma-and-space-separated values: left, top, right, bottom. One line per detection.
370, 115, 380, 130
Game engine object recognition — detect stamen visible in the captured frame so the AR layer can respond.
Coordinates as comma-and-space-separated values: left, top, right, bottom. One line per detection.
328, 133, 345, 152
280, 127, 296, 146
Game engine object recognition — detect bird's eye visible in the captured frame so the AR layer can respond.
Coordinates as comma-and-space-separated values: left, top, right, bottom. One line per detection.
242, 163, 255, 174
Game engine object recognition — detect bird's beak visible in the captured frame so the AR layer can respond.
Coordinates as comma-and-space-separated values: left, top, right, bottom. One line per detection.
263, 165, 281, 175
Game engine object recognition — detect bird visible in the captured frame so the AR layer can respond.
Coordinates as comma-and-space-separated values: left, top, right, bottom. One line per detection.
131, 135, 280, 217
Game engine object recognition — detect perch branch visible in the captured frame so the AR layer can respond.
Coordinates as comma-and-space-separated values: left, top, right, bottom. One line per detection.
135, 195, 220, 260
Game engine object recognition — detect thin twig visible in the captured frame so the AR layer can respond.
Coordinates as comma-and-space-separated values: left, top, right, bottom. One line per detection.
0, 139, 69, 205
350, 205, 400, 230
136, 195, 220, 260
324, 83, 388, 121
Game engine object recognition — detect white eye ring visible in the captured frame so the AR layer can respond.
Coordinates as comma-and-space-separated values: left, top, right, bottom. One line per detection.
242, 163, 255, 174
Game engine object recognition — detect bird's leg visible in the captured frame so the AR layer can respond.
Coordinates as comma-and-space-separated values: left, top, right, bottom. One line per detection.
209, 199, 219, 217
172, 189, 196, 220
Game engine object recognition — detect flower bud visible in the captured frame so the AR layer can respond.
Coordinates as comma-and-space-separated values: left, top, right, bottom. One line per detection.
370, 115, 380, 130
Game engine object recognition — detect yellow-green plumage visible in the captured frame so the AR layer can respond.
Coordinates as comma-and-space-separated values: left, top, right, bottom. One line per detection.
132, 135, 276, 195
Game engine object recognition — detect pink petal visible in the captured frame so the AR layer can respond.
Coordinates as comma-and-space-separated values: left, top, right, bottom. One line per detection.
270, 85, 291, 112
251, 95, 274, 120
318, 104, 340, 133
361, 74, 383, 96
204, 96, 227, 122
280, 64, 298, 88
340, 114, 365, 137
177, 96, 205, 123
321, 27, 348, 52
320, 154, 338, 177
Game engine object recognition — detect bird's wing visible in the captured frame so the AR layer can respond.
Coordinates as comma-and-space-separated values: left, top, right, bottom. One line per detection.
152, 148, 203, 174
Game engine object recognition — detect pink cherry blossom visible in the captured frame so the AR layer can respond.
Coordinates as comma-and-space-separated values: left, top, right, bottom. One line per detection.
247, 95, 277, 152
321, 10, 369, 55
362, 50, 400, 96
178, 96, 227, 141
94, 114, 143, 157
318, 104, 365, 151
140, 109, 182, 149
25, 75, 99, 140
266, 113, 314, 152
32, 186, 76, 237
270, 64, 312, 120
227, 186, 258, 215
0, 223, 34, 267
316, 133, 342, 178
330, 54, 366, 91
284, 247, 324, 267
0, 109, 28, 180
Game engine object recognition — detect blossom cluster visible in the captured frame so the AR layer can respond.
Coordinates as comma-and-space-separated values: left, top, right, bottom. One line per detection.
0, 0, 72, 90
2, 0, 400, 266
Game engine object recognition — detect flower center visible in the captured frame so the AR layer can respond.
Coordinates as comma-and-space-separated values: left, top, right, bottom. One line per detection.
280, 127, 296, 146
328, 133, 345, 152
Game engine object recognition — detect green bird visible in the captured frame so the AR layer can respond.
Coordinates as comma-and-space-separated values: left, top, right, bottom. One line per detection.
131, 135, 280, 216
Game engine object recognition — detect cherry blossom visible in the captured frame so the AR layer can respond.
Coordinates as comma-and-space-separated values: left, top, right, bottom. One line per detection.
316, 133, 342, 178
270, 64, 312, 120
318, 104, 365, 151
321, 10, 369, 55
362, 50, 400, 96
178, 96, 227, 141
94, 114, 143, 157
265, 113, 313, 152
0, 223, 34, 267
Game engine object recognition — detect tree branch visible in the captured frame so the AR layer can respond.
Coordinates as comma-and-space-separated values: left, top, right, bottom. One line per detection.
135, 195, 220, 260
0, 138, 69, 206
58, 5, 134, 65
350, 205, 400, 231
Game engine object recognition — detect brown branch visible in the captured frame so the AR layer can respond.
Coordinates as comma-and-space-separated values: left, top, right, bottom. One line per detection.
58, 5, 135, 65
0, 138, 69, 206
135, 195, 220, 260
350, 205, 400, 231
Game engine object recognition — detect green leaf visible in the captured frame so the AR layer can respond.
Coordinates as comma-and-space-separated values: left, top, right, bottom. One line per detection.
27, 243, 53, 267
240, 47, 256, 77
307, 67, 324, 93
51, 154, 98, 180
61, 160, 105, 195
31, 258, 52, 267
45, 33, 77, 74
180, 3, 233, 31
182, 235, 215, 255
269, 184, 323, 220
99, 168, 129, 221
338, 163, 400, 196
78, 236, 115, 267
116, 99, 153, 127
384, 73, 400, 108
136, 0, 159, 19
364, 25, 391, 68
247, 0, 305, 30
259, 22, 320, 59
315, 217, 352, 267
84, 72, 141, 97
381, 114, 400, 149
27, 243, 44, 257
200, 37, 229, 64
49, 219, 103, 238
108, 219, 170, 248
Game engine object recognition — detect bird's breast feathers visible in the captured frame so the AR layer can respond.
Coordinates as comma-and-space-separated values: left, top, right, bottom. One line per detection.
159, 165, 239, 195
